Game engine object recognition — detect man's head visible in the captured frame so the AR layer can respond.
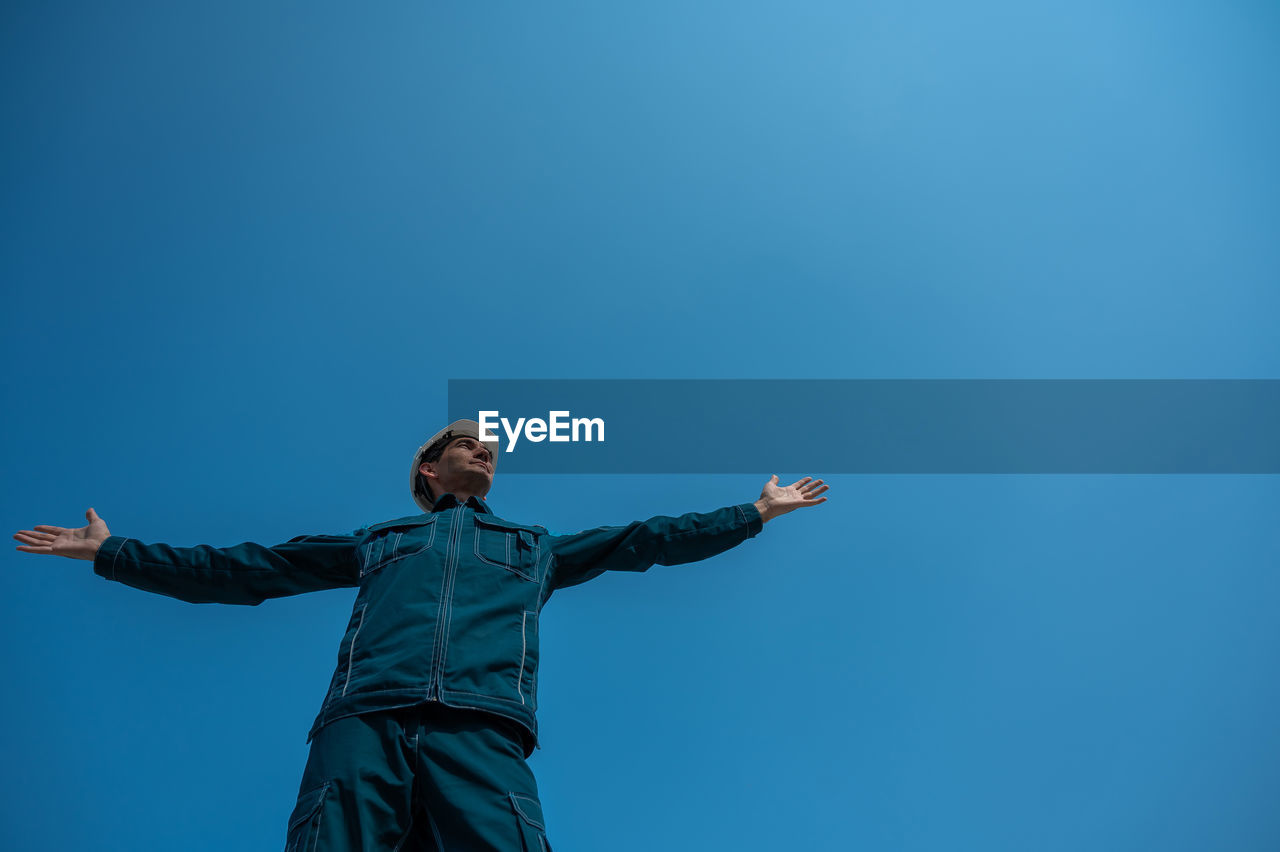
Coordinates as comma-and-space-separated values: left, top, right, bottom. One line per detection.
410, 420, 499, 511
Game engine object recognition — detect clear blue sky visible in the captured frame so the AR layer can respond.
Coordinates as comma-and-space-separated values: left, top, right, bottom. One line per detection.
2, 2, 1278, 850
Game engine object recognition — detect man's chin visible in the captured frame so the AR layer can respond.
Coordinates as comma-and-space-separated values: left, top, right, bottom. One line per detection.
460, 471, 494, 494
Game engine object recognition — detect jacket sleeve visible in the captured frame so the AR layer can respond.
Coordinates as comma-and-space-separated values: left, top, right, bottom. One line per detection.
545, 503, 763, 591
92, 532, 362, 605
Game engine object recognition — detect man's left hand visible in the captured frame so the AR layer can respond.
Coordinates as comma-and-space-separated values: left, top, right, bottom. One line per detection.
754, 475, 829, 523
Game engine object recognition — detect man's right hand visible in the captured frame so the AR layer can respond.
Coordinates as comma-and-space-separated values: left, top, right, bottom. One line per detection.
13, 508, 111, 561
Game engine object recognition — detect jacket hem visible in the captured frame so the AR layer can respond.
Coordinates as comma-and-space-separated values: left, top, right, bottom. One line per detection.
308, 689, 539, 757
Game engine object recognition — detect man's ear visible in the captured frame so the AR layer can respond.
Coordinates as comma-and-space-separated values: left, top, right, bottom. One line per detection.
419, 461, 436, 480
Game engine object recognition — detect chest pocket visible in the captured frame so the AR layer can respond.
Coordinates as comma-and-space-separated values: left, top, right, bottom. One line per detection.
358, 516, 438, 578
474, 515, 542, 582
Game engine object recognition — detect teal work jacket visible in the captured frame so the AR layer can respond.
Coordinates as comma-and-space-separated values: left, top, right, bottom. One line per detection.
92, 495, 764, 755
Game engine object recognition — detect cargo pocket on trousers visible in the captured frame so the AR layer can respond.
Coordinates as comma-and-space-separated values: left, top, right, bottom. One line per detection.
509, 792, 552, 852
285, 781, 330, 852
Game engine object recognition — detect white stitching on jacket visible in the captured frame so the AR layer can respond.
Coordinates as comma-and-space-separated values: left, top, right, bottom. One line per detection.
341, 605, 366, 697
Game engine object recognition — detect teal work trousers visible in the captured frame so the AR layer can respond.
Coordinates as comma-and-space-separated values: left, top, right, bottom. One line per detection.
284, 704, 551, 851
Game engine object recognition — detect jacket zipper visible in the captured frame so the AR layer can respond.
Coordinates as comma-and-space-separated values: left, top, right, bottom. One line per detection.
428, 507, 464, 700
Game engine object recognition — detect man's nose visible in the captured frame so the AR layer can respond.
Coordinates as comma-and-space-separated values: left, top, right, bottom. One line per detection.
473, 446, 492, 463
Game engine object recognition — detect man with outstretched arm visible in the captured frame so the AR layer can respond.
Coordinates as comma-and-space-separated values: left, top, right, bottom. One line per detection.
15, 419, 828, 851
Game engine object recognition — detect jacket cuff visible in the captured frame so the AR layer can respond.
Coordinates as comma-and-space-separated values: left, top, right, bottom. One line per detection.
93, 535, 131, 581
736, 503, 764, 537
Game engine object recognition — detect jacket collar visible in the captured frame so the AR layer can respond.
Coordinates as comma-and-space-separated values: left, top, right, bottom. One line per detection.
431, 493, 493, 514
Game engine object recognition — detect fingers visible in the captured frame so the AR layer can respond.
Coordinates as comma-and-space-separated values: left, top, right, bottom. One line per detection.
802, 481, 828, 497
13, 531, 56, 554
764, 474, 831, 512
791, 477, 830, 506
771, 476, 829, 494
32, 525, 69, 534
790, 478, 826, 496
87, 508, 99, 522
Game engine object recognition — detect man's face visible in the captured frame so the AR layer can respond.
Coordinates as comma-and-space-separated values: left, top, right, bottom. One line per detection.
419, 436, 494, 500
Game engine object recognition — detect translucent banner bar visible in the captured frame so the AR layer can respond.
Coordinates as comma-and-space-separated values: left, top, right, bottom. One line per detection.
447, 380, 1280, 473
